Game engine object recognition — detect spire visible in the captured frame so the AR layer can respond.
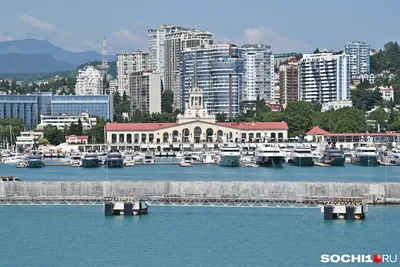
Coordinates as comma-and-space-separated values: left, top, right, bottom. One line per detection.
193, 61, 198, 88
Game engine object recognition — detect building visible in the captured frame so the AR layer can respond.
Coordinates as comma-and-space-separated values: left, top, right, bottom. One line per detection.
242, 44, 274, 101
0, 95, 39, 130
148, 24, 187, 80
279, 59, 300, 106
344, 41, 370, 77
117, 51, 149, 96
75, 65, 103, 95
129, 71, 162, 114
65, 135, 88, 144
359, 73, 375, 84
164, 29, 213, 110
105, 82, 288, 149
180, 44, 244, 118
16, 131, 43, 149
108, 79, 118, 95
51, 95, 113, 122
273, 52, 297, 67
321, 100, 353, 112
300, 53, 350, 103
368, 86, 394, 102
36, 113, 96, 130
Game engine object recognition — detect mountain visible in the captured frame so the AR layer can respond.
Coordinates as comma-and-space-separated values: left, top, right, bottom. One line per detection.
0, 39, 115, 66
0, 53, 76, 73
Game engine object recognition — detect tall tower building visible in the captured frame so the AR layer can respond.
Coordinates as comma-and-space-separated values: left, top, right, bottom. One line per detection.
242, 44, 274, 102
130, 71, 161, 114
164, 29, 213, 110
180, 44, 244, 119
279, 59, 300, 107
100, 36, 109, 78
116, 51, 149, 96
344, 41, 370, 77
300, 53, 350, 103
75, 65, 103, 95
147, 24, 186, 81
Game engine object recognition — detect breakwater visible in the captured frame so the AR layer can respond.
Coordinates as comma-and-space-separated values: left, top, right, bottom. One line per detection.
1, 181, 400, 204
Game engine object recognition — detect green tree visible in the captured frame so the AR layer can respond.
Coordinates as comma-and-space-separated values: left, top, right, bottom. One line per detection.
329, 107, 367, 133
215, 113, 226, 122
43, 125, 64, 145
351, 87, 383, 111
161, 89, 174, 113
262, 112, 284, 122
38, 138, 49, 146
367, 107, 389, 131
283, 101, 315, 137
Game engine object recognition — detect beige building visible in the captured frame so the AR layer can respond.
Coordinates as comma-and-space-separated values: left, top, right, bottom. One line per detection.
105, 82, 288, 149
130, 71, 161, 114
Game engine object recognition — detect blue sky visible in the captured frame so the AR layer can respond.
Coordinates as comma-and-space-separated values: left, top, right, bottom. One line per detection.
0, 0, 398, 54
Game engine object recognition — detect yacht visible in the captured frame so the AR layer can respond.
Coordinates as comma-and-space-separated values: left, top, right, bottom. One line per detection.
321, 147, 345, 166
218, 143, 240, 167
123, 151, 135, 165
386, 147, 400, 165
1, 154, 24, 164
255, 143, 285, 167
27, 153, 45, 168
97, 152, 107, 165
290, 144, 314, 166
143, 152, 155, 164
106, 152, 124, 168
81, 152, 99, 168
70, 152, 82, 165
181, 154, 193, 164
202, 152, 217, 164
133, 152, 145, 163
353, 143, 378, 166
191, 151, 203, 163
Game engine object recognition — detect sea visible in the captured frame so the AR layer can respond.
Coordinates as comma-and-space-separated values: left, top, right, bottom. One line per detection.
0, 160, 399, 266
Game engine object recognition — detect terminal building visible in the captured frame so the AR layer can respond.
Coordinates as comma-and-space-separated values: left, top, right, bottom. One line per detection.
105, 77, 288, 150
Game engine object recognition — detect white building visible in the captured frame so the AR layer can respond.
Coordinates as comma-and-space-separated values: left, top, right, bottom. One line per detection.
242, 44, 274, 102
359, 73, 375, 84
300, 53, 350, 103
148, 24, 186, 81
36, 113, 97, 131
368, 86, 394, 102
75, 66, 103, 95
344, 41, 370, 77
321, 100, 353, 112
16, 131, 43, 149
129, 71, 162, 114
117, 51, 149, 96
109, 79, 118, 95
164, 29, 213, 110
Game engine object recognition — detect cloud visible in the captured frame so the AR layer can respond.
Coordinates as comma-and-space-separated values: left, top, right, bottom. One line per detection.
0, 33, 13, 41
244, 26, 312, 53
81, 40, 101, 50
112, 29, 138, 41
18, 14, 56, 32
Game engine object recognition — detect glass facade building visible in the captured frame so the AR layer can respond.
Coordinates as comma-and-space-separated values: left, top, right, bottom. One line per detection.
0, 94, 113, 130
181, 44, 244, 118
344, 41, 370, 77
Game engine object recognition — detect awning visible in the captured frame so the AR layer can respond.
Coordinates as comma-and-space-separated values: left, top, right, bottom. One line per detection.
183, 144, 191, 148
173, 144, 180, 148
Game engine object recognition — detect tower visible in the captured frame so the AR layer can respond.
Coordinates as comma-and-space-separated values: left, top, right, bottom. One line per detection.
100, 35, 109, 78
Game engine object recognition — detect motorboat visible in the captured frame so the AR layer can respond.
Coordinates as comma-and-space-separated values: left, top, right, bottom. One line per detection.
70, 152, 82, 165
123, 151, 135, 165
174, 152, 183, 158
133, 153, 145, 163
290, 144, 314, 166
97, 152, 107, 165
181, 155, 193, 164
106, 152, 124, 168
386, 147, 400, 165
202, 152, 217, 164
353, 143, 378, 166
218, 143, 240, 167
255, 143, 285, 167
191, 151, 203, 163
27, 153, 45, 168
321, 146, 345, 166
81, 152, 100, 168
1, 154, 24, 164
143, 153, 155, 164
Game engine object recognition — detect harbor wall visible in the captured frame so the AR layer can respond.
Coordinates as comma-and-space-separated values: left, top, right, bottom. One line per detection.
1, 181, 400, 204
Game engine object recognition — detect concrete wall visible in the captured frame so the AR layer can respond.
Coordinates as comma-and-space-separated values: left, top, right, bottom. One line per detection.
2, 181, 400, 204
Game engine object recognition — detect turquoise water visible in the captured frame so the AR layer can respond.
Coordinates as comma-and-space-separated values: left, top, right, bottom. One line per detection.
0, 159, 398, 182
0, 205, 399, 267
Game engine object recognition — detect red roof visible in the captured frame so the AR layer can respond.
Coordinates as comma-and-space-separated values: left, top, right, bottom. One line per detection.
105, 121, 288, 131
65, 135, 88, 140
217, 122, 288, 130
106, 123, 178, 131
306, 126, 400, 137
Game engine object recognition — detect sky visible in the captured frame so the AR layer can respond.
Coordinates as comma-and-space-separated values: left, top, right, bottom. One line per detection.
0, 0, 399, 54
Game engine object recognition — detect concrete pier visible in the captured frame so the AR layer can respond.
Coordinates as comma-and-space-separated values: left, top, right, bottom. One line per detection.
0, 181, 400, 204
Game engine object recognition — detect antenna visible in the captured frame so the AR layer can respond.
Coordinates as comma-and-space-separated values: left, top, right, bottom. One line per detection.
101, 35, 109, 78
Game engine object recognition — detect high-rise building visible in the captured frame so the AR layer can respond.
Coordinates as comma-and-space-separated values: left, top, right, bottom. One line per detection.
164, 29, 213, 110
242, 44, 274, 102
180, 44, 244, 118
148, 24, 186, 79
0, 95, 40, 130
129, 71, 161, 114
116, 51, 149, 96
279, 59, 300, 106
300, 53, 350, 103
75, 66, 103, 95
344, 41, 370, 77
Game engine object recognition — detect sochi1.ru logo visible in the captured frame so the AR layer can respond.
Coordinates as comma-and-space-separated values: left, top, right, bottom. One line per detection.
321, 254, 398, 263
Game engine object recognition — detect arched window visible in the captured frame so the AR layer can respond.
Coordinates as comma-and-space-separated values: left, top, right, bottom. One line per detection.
163, 132, 169, 143
119, 134, 124, 143
126, 134, 132, 144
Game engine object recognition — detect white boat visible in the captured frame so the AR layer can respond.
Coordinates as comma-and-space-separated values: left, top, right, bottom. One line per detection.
202, 152, 217, 164
174, 152, 183, 158
1, 154, 24, 164
133, 153, 145, 163
353, 143, 378, 166
386, 147, 400, 165
123, 151, 135, 165
181, 155, 193, 164
143, 153, 155, 164
70, 152, 82, 165
241, 155, 254, 164
191, 151, 203, 163
97, 152, 107, 165
218, 143, 240, 167
290, 144, 314, 166
255, 143, 284, 167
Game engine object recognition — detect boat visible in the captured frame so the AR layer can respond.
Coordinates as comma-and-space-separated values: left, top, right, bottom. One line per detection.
27, 153, 45, 168
174, 152, 183, 158
123, 151, 135, 166
106, 152, 124, 168
191, 151, 203, 163
181, 155, 193, 164
255, 143, 285, 167
202, 152, 217, 164
70, 152, 82, 166
97, 152, 107, 165
290, 144, 314, 166
81, 152, 100, 168
1, 154, 24, 164
218, 143, 240, 167
353, 143, 378, 166
143, 153, 155, 164
386, 147, 400, 165
321, 147, 345, 166
133, 153, 145, 163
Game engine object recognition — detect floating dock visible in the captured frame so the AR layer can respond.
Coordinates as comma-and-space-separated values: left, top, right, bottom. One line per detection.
321, 197, 368, 220
104, 199, 148, 216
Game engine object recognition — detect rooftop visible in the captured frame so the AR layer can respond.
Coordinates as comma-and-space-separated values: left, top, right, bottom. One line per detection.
306, 126, 400, 137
